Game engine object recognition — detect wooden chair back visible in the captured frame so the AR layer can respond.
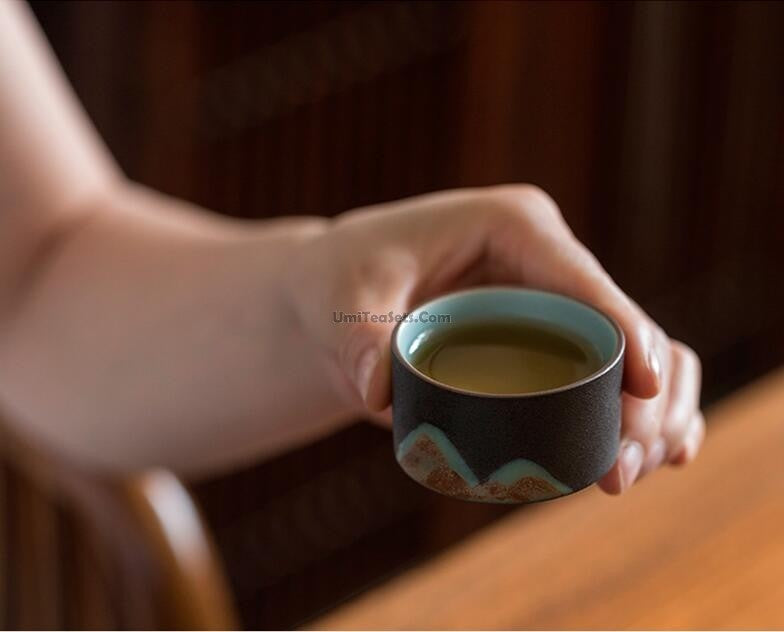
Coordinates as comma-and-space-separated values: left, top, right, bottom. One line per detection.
0, 421, 237, 629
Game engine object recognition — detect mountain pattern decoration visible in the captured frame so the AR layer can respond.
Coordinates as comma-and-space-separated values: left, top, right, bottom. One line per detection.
396, 423, 573, 503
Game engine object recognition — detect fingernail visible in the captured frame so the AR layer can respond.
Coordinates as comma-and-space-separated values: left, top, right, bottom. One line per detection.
682, 434, 698, 462
669, 445, 689, 466
356, 347, 380, 404
671, 418, 702, 466
619, 440, 644, 491
670, 452, 686, 466
648, 347, 662, 391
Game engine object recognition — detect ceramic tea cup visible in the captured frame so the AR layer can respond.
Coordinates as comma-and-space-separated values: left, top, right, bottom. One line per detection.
391, 286, 625, 504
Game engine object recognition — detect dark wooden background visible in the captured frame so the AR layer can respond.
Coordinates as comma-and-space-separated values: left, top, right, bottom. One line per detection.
16, 1, 784, 628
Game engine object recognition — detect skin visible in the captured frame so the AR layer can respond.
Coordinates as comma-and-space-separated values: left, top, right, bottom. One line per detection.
0, 0, 704, 490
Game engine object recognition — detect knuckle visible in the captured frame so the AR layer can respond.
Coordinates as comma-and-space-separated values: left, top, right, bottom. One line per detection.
622, 406, 661, 449
635, 425, 661, 451
485, 184, 563, 223
672, 339, 701, 369
650, 323, 669, 349
516, 184, 560, 212
354, 248, 416, 293
662, 411, 692, 446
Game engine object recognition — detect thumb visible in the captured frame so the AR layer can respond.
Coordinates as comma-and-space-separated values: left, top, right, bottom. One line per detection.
336, 275, 413, 412
339, 314, 396, 412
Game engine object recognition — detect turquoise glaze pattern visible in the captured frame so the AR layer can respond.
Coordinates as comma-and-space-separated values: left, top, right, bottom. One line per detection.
396, 423, 573, 504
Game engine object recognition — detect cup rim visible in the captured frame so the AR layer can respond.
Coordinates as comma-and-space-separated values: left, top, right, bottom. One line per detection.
391, 286, 626, 399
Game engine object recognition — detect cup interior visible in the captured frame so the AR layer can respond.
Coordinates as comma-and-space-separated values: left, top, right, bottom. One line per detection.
393, 286, 623, 395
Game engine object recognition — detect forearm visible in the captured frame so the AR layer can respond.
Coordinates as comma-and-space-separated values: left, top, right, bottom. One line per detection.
0, 1, 358, 474
0, 183, 350, 474
0, 0, 118, 219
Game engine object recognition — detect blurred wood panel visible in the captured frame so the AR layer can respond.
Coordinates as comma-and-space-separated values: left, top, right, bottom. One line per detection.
310, 367, 784, 630
35, 0, 784, 398
458, 1, 605, 241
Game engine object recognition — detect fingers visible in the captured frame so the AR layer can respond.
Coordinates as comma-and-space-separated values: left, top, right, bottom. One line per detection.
597, 439, 644, 495
365, 345, 392, 412
601, 339, 704, 494
632, 331, 672, 478
638, 436, 667, 478
661, 341, 702, 461
334, 254, 416, 412
486, 188, 662, 400
364, 405, 393, 429
620, 391, 667, 450
476, 187, 708, 496
598, 392, 667, 494
338, 312, 396, 412
670, 412, 706, 466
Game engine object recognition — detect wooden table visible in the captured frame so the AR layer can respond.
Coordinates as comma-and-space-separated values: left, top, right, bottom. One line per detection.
310, 368, 784, 630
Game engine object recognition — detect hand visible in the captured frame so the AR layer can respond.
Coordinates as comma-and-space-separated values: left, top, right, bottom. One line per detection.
287, 185, 704, 493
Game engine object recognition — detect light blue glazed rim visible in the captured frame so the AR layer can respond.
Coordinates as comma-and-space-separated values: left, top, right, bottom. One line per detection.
391, 286, 625, 398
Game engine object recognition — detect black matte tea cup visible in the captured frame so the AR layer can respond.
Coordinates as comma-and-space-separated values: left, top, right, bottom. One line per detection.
391, 286, 625, 504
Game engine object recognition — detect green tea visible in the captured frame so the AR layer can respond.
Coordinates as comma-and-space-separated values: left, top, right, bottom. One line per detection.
411, 320, 602, 394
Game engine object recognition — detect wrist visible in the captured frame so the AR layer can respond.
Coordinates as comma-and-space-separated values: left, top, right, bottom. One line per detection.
280, 218, 369, 419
